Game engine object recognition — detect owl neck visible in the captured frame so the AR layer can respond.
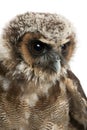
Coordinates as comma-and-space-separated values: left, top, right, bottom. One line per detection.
0, 60, 69, 102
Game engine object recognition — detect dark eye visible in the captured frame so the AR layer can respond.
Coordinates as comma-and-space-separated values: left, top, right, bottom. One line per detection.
60, 41, 71, 56
61, 42, 70, 50
61, 44, 67, 50
33, 41, 44, 52
28, 39, 51, 56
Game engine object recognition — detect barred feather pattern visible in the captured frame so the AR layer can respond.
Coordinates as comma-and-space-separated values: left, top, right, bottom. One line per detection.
0, 12, 87, 130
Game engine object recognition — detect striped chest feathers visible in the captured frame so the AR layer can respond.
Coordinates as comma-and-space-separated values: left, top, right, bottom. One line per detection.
21, 80, 69, 130
0, 77, 69, 130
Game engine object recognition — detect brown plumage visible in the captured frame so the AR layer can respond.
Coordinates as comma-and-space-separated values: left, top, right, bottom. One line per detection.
0, 12, 87, 130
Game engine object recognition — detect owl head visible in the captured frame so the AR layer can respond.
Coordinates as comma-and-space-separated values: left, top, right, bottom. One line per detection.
0, 12, 76, 84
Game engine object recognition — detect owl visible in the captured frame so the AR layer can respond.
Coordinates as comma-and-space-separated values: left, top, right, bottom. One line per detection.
0, 12, 87, 130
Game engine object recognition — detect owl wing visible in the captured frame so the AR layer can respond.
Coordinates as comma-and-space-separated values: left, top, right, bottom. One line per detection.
66, 70, 87, 130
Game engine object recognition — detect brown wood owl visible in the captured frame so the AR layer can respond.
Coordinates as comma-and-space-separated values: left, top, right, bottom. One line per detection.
0, 12, 87, 130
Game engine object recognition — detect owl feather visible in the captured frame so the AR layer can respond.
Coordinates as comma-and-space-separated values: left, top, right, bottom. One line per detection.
0, 12, 87, 130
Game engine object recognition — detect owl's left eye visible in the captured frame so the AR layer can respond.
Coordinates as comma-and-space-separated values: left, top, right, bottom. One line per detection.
28, 39, 51, 56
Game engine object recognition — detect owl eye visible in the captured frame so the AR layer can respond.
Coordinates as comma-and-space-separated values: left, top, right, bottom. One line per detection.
33, 41, 44, 52
60, 41, 71, 57
29, 39, 50, 56
61, 41, 70, 50
61, 44, 67, 50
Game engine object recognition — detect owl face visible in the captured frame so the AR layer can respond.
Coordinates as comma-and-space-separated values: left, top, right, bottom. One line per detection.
0, 12, 76, 84
18, 32, 75, 74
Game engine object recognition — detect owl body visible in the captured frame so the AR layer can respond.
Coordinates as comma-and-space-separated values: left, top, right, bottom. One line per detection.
0, 73, 72, 130
0, 12, 87, 130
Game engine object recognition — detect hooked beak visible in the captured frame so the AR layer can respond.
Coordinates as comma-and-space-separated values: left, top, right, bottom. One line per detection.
49, 60, 61, 73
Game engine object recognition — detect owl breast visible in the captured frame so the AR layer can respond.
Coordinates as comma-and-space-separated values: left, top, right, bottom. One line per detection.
0, 79, 69, 130
28, 81, 69, 130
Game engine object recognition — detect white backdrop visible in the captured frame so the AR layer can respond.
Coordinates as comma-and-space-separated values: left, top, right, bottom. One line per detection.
0, 0, 87, 95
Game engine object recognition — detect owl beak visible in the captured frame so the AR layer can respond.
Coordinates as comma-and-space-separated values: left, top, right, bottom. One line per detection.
50, 60, 61, 73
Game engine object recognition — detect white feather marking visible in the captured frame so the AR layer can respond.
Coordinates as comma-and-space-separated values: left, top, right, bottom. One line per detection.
24, 112, 30, 120
2, 79, 10, 91
0, 76, 10, 91
0, 38, 11, 60
25, 93, 38, 107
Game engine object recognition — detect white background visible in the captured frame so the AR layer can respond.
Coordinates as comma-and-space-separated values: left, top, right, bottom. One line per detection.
0, 0, 87, 95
